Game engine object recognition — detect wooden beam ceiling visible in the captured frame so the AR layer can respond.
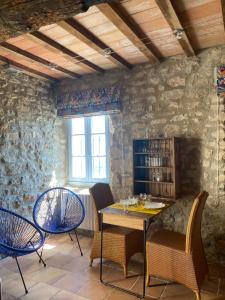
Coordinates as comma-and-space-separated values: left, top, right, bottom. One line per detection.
0, 55, 57, 81
58, 18, 133, 69
0, 42, 81, 79
30, 31, 104, 73
97, 3, 160, 63
155, 0, 195, 57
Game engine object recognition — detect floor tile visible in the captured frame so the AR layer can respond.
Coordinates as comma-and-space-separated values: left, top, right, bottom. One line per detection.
131, 276, 165, 298
102, 267, 139, 290
0, 267, 20, 283
105, 290, 142, 300
52, 272, 89, 294
46, 253, 75, 269
63, 255, 90, 274
3, 277, 37, 298
2, 292, 18, 300
1, 257, 31, 274
76, 280, 112, 300
20, 282, 59, 300
51, 290, 90, 300
26, 266, 68, 285
162, 284, 194, 298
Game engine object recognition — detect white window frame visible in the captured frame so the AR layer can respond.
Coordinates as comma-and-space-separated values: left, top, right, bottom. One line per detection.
68, 115, 110, 185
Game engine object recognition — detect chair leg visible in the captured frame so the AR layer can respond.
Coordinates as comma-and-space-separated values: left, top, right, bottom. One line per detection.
74, 230, 83, 256
0, 277, 2, 300
15, 257, 28, 294
35, 249, 46, 267
146, 275, 150, 287
123, 264, 128, 277
29, 241, 46, 267
89, 258, 93, 267
194, 290, 201, 300
68, 233, 73, 241
39, 232, 48, 262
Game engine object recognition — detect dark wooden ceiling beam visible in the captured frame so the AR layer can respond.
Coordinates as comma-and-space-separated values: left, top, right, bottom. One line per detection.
30, 31, 104, 73
221, 0, 225, 32
0, 55, 57, 81
0, 42, 81, 79
58, 18, 132, 69
98, 3, 160, 63
155, 0, 195, 56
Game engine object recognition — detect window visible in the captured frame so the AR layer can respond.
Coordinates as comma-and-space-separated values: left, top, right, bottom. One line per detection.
68, 115, 109, 184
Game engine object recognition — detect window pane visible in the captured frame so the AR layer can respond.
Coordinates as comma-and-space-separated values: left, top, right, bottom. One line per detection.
72, 157, 86, 178
72, 135, 85, 156
91, 116, 105, 133
92, 157, 106, 178
72, 118, 85, 134
91, 134, 106, 156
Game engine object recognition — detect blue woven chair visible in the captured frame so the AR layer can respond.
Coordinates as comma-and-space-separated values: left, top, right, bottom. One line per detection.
33, 187, 85, 257
0, 208, 45, 294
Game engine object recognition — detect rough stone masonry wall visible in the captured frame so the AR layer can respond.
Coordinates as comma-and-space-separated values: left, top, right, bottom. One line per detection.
58, 45, 225, 262
0, 67, 66, 218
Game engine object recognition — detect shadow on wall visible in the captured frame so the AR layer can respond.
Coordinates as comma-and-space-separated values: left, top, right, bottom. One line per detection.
155, 137, 203, 240
179, 137, 202, 195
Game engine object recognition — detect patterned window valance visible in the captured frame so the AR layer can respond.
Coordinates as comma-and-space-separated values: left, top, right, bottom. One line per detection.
57, 85, 121, 117
217, 66, 225, 97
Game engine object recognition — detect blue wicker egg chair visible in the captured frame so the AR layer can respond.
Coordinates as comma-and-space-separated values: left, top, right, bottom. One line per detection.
0, 207, 45, 294
33, 187, 85, 257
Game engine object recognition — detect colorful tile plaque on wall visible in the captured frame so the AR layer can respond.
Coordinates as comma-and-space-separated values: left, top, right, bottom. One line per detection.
217, 66, 225, 97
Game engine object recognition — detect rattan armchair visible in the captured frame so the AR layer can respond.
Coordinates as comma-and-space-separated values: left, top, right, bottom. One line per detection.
89, 183, 143, 277
146, 191, 209, 300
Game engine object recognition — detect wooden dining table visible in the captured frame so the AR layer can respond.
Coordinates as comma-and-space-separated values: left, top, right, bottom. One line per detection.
99, 198, 175, 299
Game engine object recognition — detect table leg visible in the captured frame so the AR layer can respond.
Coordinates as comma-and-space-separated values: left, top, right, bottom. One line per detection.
100, 213, 103, 283
143, 220, 147, 298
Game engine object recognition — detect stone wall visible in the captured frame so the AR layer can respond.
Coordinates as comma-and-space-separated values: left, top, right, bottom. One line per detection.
0, 67, 66, 217
58, 45, 225, 262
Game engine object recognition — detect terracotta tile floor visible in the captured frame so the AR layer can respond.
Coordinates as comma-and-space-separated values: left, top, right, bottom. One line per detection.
0, 233, 225, 300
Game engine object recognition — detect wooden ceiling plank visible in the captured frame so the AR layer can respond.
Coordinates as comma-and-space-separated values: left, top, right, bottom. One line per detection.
30, 31, 104, 73
58, 18, 132, 69
97, 3, 160, 63
0, 55, 57, 81
155, 0, 195, 56
0, 41, 81, 79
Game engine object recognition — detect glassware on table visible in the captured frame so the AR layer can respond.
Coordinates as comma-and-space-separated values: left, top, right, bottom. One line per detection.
120, 197, 138, 212
144, 194, 153, 208
139, 193, 150, 206
120, 199, 128, 212
139, 193, 153, 206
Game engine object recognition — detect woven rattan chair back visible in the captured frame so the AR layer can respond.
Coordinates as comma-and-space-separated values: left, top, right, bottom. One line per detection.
33, 187, 85, 234
0, 208, 44, 257
0, 208, 45, 294
185, 191, 208, 254
89, 183, 114, 231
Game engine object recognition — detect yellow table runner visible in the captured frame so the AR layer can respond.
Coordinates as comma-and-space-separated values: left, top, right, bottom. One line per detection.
109, 203, 162, 215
